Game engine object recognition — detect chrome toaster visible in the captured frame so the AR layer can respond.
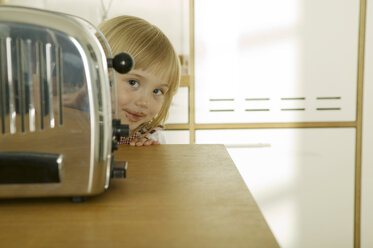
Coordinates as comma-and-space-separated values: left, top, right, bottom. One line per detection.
0, 6, 133, 201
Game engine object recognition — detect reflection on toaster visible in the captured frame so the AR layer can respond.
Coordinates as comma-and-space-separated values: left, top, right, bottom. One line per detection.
0, 6, 132, 202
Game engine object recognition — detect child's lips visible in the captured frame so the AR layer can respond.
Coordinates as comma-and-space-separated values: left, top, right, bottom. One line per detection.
124, 110, 145, 122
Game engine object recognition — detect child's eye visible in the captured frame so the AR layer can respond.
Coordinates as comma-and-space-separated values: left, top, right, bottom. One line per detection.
128, 79, 139, 87
153, 89, 164, 96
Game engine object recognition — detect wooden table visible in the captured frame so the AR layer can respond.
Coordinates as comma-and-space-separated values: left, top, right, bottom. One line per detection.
0, 144, 279, 248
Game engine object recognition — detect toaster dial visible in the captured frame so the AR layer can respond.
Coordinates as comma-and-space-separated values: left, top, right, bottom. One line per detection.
108, 52, 134, 74
112, 119, 130, 140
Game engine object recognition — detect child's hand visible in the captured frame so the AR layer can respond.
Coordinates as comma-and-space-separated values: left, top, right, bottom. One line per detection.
130, 137, 160, 146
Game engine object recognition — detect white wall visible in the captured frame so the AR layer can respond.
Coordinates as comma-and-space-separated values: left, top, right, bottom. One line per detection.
5, 0, 189, 55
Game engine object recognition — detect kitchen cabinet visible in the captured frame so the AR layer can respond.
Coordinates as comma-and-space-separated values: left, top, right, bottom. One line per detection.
193, 1, 362, 246
194, 0, 359, 123
196, 128, 355, 248
163, 130, 190, 144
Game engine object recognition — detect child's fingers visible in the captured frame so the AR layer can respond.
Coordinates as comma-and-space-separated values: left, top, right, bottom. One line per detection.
129, 137, 147, 146
129, 137, 160, 146
136, 137, 152, 146
129, 139, 140, 146
142, 138, 158, 146
144, 139, 160, 146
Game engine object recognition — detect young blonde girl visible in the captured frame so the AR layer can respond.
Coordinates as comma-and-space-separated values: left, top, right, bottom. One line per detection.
98, 15, 180, 146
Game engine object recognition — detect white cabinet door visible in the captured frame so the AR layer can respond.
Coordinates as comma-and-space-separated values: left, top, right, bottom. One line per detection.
196, 128, 355, 248
163, 130, 190, 144
362, 0, 373, 247
195, 0, 359, 123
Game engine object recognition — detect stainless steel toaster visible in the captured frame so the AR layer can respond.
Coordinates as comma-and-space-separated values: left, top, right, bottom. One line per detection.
0, 6, 132, 201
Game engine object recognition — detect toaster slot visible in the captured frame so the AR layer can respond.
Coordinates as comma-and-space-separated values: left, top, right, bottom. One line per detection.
0, 152, 62, 184
1, 33, 65, 135
36, 40, 46, 130
35, 40, 63, 131
16, 38, 26, 133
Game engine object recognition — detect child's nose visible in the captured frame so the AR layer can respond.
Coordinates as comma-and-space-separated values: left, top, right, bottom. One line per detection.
135, 93, 149, 108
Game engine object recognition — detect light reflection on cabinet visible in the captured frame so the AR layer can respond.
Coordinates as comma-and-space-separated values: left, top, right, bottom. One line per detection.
194, 0, 359, 124
196, 128, 355, 248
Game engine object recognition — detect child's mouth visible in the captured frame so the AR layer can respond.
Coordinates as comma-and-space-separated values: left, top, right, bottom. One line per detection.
124, 110, 145, 122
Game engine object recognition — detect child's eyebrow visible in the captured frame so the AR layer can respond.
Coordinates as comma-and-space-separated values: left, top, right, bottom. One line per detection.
127, 73, 145, 79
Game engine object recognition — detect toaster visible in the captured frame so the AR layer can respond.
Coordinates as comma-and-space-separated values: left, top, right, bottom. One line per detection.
0, 6, 133, 201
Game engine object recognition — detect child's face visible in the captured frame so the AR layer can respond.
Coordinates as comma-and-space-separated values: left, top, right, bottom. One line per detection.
114, 68, 169, 132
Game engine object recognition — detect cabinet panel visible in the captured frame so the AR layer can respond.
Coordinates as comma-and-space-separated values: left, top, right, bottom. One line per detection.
362, 0, 373, 247
163, 130, 190, 144
196, 128, 355, 248
195, 0, 359, 123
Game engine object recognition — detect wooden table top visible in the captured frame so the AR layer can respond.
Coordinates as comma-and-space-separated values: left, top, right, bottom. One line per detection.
0, 144, 278, 248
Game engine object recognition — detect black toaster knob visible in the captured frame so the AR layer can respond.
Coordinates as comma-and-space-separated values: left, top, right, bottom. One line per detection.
107, 52, 134, 74
112, 119, 130, 141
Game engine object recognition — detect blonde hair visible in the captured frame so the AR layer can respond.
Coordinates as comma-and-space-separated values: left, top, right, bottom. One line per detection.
98, 15, 181, 134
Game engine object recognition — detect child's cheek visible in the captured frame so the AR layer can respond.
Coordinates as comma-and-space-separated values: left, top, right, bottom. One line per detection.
115, 86, 131, 107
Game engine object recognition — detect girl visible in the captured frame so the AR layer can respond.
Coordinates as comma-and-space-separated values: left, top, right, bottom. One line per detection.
98, 15, 181, 146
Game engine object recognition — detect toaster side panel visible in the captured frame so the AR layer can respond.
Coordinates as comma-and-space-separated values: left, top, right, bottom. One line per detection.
0, 10, 111, 198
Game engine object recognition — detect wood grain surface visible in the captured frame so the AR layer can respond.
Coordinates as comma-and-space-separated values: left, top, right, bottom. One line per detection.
0, 144, 279, 248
